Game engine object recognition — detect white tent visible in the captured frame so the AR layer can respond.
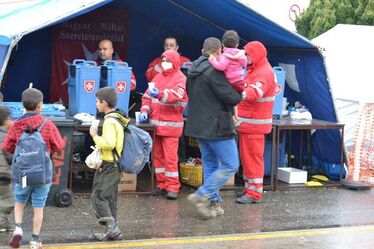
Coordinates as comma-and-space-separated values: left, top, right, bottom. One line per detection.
312, 24, 374, 147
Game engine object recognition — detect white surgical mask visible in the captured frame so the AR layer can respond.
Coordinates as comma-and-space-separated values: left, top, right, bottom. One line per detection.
161, 61, 173, 70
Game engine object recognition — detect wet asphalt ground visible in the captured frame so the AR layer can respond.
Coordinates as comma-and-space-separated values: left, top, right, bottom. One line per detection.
0, 187, 373, 248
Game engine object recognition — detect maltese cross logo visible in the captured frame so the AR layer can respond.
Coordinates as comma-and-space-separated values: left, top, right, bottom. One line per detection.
116, 81, 127, 94
84, 80, 95, 93
275, 84, 282, 96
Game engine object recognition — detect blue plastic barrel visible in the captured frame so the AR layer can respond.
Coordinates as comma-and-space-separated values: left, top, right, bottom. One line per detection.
272, 66, 286, 119
100, 60, 132, 115
68, 59, 100, 116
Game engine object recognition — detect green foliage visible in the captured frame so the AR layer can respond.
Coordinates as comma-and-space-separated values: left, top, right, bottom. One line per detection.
295, 0, 374, 39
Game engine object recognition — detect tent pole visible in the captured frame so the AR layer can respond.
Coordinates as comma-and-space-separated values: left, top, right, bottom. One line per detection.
167, 0, 249, 44
0, 34, 22, 86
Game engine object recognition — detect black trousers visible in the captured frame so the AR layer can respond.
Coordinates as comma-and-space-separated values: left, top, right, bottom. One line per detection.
91, 162, 121, 221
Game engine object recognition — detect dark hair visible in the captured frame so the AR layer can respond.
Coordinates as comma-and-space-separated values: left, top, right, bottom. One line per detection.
95, 87, 117, 108
222, 30, 239, 48
164, 36, 178, 45
202, 37, 222, 57
0, 105, 10, 125
22, 88, 43, 111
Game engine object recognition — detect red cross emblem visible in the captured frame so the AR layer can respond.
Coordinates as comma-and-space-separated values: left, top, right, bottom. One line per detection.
275, 84, 282, 96
84, 80, 95, 93
116, 81, 127, 94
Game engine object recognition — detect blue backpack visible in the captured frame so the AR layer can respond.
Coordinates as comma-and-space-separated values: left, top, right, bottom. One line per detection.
112, 118, 153, 174
12, 119, 52, 187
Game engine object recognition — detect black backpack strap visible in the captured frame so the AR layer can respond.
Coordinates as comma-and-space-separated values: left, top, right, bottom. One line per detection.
37, 119, 48, 132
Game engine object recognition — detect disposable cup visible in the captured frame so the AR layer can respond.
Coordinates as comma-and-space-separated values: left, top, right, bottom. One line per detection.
148, 82, 155, 90
90, 119, 100, 133
135, 112, 141, 123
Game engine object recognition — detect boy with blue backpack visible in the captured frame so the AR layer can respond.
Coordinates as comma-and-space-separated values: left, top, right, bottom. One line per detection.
2, 88, 65, 249
89, 87, 129, 241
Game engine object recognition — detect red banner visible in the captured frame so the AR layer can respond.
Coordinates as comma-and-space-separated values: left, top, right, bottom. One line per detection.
50, 8, 130, 103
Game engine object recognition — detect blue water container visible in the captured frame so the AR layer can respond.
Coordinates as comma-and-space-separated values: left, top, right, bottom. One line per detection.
272, 66, 286, 119
3, 102, 66, 119
100, 60, 132, 115
68, 59, 100, 116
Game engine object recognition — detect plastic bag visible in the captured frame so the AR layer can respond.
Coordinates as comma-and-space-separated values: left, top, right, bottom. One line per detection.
85, 146, 102, 169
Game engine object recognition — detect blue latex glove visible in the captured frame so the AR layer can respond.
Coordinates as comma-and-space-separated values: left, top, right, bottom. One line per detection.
149, 87, 159, 98
139, 112, 148, 123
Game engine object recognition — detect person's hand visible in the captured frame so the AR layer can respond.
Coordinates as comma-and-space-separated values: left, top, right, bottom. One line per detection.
149, 87, 159, 98
139, 112, 148, 123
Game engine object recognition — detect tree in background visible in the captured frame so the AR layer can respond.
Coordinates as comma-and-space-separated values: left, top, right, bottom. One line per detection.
295, 0, 374, 39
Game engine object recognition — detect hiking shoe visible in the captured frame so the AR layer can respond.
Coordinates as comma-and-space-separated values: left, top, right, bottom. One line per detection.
93, 224, 122, 241
166, 191, 178, 200
9, 226, 23, 248
109, 232, 124, 241
187, 193, 216, 219
210, 202, 224, 216
235, 189, 245, 197
153, 188, 167, 196
29, 239, 42, 249
236, 195, 262, 204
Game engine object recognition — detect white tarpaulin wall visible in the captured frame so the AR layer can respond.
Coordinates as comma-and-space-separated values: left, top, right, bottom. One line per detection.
313, 24, 374, 147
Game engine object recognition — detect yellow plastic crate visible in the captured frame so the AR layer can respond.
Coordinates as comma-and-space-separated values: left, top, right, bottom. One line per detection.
180, 163, 203, 187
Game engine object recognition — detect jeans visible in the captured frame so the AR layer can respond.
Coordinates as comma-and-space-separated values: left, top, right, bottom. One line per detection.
196, 138, 239, 202
13, 183, 51, 207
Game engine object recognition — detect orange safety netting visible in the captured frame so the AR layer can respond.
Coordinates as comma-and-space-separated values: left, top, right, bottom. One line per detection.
347, 103, 374, 185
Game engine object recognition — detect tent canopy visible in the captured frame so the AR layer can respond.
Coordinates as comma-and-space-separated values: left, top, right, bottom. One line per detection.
0, 0, 342, 172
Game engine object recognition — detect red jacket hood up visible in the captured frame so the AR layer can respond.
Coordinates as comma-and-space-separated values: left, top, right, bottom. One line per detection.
161, 50, 180, 76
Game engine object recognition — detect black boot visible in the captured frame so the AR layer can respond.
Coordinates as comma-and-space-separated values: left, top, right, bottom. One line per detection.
93, 219, 123, 241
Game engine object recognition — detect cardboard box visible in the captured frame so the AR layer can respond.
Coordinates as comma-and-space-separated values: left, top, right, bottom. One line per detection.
277, 167, 307, 184
118, 173, 137, 191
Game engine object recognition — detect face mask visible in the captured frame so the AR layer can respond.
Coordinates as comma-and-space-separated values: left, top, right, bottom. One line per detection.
161, 61, 173, 70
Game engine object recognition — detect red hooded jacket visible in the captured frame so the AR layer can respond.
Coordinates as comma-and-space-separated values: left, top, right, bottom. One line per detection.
2, 114, 65, 154
141, 50, 188, 137
145, 54, 190, 82
237, 41, 276, 134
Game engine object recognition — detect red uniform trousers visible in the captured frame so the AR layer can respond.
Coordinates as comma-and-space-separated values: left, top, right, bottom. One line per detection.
154, 135, 180, 192
239, 133, 265, 200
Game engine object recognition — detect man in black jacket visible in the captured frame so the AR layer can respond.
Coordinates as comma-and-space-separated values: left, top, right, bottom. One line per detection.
185, 37, 242, 219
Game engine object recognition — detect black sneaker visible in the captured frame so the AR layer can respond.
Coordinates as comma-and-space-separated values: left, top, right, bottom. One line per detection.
153, 188, 167, 196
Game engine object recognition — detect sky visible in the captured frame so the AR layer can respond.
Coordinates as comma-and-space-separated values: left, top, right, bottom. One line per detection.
238, 0, 311, 32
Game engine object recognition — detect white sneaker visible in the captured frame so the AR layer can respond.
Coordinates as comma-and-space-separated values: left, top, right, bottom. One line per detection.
9, 226, 23, 248
29, 239, 42, 249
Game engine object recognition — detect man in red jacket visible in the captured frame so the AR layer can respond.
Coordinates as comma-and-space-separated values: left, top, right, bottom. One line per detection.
140, 50, 188, 200
145, 37, 190, 82
236, 41, 276, 204
97, 39, 136, 91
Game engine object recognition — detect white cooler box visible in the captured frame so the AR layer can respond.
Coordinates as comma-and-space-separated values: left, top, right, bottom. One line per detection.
278, 167, 307, 184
